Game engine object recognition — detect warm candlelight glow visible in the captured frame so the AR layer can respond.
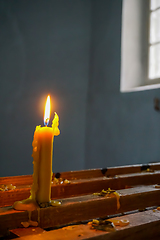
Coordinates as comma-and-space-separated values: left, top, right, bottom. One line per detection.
44, 95, 51, 126
13, 94, 60, 211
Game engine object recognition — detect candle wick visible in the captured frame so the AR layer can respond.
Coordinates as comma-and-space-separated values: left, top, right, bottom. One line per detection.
44, 118, 49, 126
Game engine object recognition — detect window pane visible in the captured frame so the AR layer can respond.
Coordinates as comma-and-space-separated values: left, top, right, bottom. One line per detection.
149, 44, 160, 79
150, 9, 160, 43
151, 0, 160, 10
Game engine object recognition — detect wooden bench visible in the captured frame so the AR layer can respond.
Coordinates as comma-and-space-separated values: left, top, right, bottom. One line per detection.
1, 163, 160, 239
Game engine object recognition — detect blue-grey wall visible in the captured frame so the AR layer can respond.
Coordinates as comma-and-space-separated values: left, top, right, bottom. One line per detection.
0, 0, 160, 177
85, 0, 160, 168
0, 0, 91, 176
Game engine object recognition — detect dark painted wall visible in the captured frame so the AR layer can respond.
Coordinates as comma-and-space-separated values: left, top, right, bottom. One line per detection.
0, 0, 160, 177
0, 0, 91, 176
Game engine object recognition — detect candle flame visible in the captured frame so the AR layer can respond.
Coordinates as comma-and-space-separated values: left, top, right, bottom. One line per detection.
44, 95, 51, 126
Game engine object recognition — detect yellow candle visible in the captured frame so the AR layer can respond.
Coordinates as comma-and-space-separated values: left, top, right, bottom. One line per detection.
31, 95, 60, 204
13, 95, 60, 212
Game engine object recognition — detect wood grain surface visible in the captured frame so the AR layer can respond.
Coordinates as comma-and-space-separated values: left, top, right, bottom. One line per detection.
10, 208, 160, 240
1, 164, 160, 239
1, 185, 160, 235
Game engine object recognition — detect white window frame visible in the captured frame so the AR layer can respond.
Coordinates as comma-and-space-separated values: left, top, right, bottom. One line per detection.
120, 0, 160, 92
148, 1, 160, 81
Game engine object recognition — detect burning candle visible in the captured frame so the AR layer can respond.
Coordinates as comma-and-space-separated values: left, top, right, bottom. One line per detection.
13, 95, 60, 211
31, 95, 60, 204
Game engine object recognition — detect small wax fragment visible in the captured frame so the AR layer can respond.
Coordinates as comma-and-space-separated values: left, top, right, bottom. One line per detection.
0, 184, 16, 191
119, 219, 130, 227
63, 179, 70, 184
7, 184, 16, 190
88, 222, 92, 225
92, 219, 99, 225
50, 200, 62, 206
109, 219, 129, 227
109, 219, 120, 226
21, 222, 30, 228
